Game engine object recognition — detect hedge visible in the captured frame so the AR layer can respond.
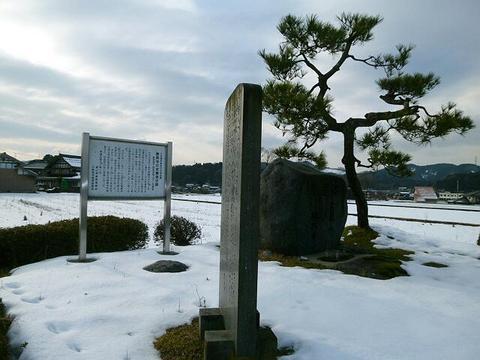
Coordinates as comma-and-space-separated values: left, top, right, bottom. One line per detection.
0, 216, 148, 270
0, 299, 11, 360
154, 216, 202, 246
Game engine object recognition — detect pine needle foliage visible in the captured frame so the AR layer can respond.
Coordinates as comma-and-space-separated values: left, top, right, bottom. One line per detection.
259, 13, 474, 228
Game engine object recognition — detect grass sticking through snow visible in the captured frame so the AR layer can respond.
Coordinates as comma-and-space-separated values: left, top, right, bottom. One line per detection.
259, 226, 414, 280
422, 262, 448, 268
258, 252, 327, 270
339, 226, 413, 279
154, 318, 203, 360
154, 318, 294, 359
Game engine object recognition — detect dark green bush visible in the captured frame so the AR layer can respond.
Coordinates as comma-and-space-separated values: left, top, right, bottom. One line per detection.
154, 216, 202, 246
0, 299, 11, 360
0, 216, 148, 269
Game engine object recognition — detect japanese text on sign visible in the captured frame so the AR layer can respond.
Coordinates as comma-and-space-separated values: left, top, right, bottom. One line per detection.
88, 138, 167, 199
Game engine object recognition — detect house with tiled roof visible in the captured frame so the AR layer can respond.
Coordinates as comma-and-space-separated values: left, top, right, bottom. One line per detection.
0, 152, 36, 192
0, 152, 21, 168
22, 160, 49, 176
413, 186, 438, 203
38, 154, 82, 192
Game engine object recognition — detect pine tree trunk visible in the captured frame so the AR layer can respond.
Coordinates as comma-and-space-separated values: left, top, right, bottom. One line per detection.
342, 129, 370, 229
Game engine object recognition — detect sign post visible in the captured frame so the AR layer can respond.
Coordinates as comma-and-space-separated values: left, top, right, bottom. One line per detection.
161, 141, 173, 254
79, 132, 90, 261
69, 133, 174, 263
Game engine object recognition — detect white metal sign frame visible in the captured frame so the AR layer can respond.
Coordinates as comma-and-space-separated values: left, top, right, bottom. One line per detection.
76, 132, 173, 261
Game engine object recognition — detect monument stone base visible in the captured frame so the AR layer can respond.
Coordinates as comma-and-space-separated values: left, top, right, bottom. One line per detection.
67, 257, 97, 263
156, 250, 179, 255
199, 308, 278, 360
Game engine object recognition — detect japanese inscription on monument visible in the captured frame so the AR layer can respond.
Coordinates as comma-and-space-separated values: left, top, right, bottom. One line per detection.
218, 83, 262, 357
199, 84, 277, 359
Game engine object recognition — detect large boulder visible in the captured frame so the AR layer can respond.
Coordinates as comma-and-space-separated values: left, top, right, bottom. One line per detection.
260, 159, 347, 256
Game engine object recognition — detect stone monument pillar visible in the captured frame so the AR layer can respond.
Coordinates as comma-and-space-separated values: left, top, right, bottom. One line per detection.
200, 84, 275, 359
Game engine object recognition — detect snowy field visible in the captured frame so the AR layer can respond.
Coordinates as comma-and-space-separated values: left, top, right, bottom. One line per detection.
0, 193, 480, 359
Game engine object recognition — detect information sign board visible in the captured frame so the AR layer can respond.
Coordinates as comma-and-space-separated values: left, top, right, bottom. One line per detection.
87, 137, 167, 199
72, 133, 173, 262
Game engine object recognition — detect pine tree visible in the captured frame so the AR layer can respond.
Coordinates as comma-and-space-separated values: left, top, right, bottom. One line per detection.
259, 13, 474, 229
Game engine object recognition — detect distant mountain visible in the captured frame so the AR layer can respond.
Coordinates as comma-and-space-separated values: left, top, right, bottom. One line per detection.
171, 162, 480, 192
408, 163, 479, 182
358, 163, 480, 190
436, 172, 480, 192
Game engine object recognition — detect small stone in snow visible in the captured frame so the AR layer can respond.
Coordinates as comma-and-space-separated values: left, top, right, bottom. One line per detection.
143, 260, 189, 273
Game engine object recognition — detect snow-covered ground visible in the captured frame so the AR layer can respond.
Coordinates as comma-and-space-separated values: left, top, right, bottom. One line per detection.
354, 200, 480, 225
0, 193, 222, 248
1, 193, 480, 359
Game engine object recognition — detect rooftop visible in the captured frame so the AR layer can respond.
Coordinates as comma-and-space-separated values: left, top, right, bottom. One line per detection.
59, 154, 81, 168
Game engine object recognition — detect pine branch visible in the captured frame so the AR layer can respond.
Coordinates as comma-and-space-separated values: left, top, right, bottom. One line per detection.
300, 53, 323, 77
260, 11, 474, 183
324, 38, 354, 79
348, 44, 414, 76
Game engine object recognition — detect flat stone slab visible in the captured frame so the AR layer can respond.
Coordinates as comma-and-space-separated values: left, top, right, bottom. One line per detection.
67, 257, 97, 263
156, 250, 179, 256
143, 260, 188, 273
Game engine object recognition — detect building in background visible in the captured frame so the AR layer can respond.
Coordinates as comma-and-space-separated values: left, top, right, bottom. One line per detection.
22, 160, 49, 176
0, 152, 36, 192
453, 191, 480, 205
0, 152, 20, 169
38, 154, 81, 192
0, 152, 83, 193
465, 191, 480, 204
413, 186, 438, 203
437, 191, 464, 203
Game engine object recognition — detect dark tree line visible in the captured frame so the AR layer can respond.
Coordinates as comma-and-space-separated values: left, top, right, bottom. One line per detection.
436, 173, 480, 193
172, 162, 222, 187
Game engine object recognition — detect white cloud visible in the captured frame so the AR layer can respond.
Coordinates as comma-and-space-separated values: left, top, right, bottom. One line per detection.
0, 0, 478, 167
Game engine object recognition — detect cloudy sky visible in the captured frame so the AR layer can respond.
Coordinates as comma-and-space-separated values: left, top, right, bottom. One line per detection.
0, 0, 479, 167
